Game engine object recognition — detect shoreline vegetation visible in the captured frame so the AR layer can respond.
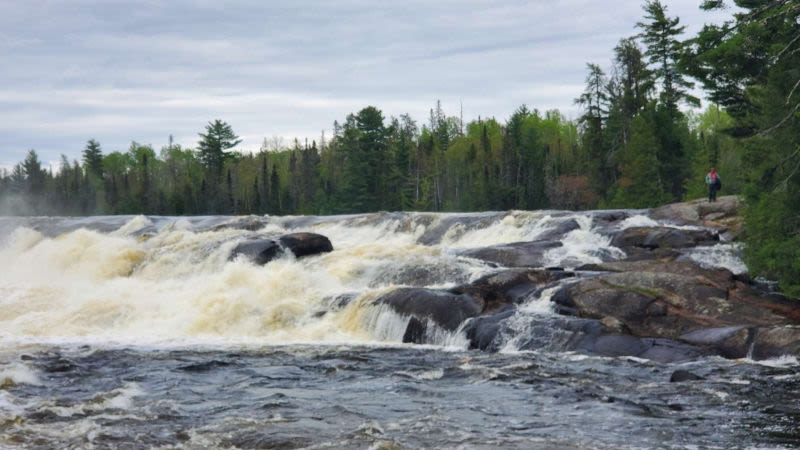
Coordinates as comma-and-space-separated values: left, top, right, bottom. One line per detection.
1, 1, 798, 295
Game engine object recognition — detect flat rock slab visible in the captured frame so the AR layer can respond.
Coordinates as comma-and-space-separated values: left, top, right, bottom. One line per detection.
611, 227, 719, 250
555, 270, 796, 341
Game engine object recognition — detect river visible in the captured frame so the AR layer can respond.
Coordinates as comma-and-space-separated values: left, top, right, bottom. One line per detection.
0, 211, 797, 449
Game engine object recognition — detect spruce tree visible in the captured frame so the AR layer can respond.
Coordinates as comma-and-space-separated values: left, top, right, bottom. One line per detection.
197, 120, 241, 177
612, 109, 671, 208
83, 139, 104, 179
637, 0, 698, 113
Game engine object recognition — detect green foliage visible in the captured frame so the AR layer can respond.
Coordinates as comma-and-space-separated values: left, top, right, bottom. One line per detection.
610, 109, 671, 208
684, 0, 800, 296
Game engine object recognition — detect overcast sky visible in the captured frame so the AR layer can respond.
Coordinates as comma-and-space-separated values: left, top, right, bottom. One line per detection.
0, 0, 736, 169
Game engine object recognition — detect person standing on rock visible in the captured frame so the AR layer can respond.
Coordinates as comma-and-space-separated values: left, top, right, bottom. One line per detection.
705, 168, 721, 202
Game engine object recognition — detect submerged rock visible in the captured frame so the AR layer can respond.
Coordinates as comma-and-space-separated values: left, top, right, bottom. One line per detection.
230, 232, 333, 265
670, 370, 705, 382
459, 240, 562, 268
230, 239, 283, 265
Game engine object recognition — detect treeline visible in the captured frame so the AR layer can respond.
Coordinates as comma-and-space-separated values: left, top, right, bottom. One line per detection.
0, 1, 798, 295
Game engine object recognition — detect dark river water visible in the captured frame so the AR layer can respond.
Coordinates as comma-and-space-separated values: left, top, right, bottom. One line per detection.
2, 344, 798, 449
0, 213, 797, 449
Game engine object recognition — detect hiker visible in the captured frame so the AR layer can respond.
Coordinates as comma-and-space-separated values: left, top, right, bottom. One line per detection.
705, 168, 721, 202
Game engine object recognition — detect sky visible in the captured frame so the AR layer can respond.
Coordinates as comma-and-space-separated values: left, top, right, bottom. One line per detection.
0, 0, 737, 170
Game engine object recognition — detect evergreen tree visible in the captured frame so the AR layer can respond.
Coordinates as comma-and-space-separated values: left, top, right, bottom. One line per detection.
197, 119, 241, 177
637, 0, 699, 113
576, 63, 610, 195
22, 149, 45, 198
686, 0, 800, 296
82, 139, 104, 179
611, 109, 671, 208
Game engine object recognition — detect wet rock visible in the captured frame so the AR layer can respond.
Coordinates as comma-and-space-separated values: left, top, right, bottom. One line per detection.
230, 239, 282, 265
212, 216, 269, 231
750, 326, 800, 360
374, 288, 482, 331
679, 326, 752, 359
573, 333, 706, 363
612, 227, 719, 250
230, 232, 333, 265
555, 269, 795, 341
177, 360, 233, 372
417, 213, 504, 245
670, 370, 705, 382
578, 259, 737, 289
402, 316, 428, 344
453, 268, 575, 313
510, 316, 606, 353
531, 218, 582, 242
369, 263, 471, 288
42, 357, 77, 373
277, 232, 333, 258
459, 240, 562, 268
462, 307, 516, 351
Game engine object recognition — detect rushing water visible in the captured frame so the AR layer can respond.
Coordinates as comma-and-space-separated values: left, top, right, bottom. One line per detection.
0, 212, 797, 449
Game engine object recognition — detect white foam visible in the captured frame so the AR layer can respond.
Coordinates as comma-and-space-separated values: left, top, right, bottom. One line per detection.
620, 215, 660, 229
499, 287, 560, 353
745, 355, 799, 368
0, 363, 41, 386
543, 215, 625, 267
686, 243, 748, 275
443, 211, 557, 249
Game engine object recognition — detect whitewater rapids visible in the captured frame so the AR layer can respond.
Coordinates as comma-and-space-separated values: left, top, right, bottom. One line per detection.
1, 211, 797, 449
0, 211, 628, 348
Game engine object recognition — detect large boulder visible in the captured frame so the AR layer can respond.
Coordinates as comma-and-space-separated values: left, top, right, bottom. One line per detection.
230, 232, 333, 265
750, 326, 800, 359
277, 232, 333, 258
374, 288, 482, 332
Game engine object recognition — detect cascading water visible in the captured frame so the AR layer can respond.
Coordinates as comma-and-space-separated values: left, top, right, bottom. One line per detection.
0, 210, 797, 449
0, 211, 624, 347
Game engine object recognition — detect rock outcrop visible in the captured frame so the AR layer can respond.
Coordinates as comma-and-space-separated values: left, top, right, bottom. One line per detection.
374, 196, 800, 361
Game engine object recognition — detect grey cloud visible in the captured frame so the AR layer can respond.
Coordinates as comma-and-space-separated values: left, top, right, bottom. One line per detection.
0, 0, 736, 167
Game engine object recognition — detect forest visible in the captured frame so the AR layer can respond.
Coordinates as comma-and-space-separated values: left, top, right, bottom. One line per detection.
1, 1, 798, 296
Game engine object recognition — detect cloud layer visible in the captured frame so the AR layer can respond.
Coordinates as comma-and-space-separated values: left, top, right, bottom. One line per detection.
0, 0, 734, 168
